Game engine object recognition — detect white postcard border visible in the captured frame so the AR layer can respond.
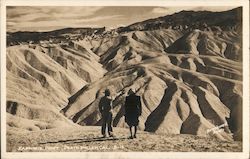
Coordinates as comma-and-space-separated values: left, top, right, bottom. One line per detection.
1, 0, 249, 159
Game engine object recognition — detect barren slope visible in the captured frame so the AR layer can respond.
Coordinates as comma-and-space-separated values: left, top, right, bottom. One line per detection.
62, 29, 242, 141
6, 42, 106, 130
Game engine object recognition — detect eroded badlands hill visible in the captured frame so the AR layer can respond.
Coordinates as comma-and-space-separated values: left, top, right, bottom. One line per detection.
6, 7, 242, 144
61, 29, 242, 141
7, 41, 106, 130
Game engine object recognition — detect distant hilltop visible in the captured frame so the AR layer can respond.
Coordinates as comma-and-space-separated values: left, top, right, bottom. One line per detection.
7, 7, 242, 46
117, 7, 242, 33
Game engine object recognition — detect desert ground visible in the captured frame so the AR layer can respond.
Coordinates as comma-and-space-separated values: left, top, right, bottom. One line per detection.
7, 126, 242, 152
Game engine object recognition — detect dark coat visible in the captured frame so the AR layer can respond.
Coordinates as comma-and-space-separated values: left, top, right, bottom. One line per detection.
99, 96, 113, 115
99, 96, 113, 135
124, 93, 142, 126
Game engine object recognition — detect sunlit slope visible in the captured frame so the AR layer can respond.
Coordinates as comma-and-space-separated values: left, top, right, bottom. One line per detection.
62, 29, 242, 141
6, 43, 106, 130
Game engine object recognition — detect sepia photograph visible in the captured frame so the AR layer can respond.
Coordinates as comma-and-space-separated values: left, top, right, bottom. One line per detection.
1, 0, 249, 159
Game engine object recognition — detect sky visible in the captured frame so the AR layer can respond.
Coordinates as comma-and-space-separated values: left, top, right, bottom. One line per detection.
7, 6, 237, 32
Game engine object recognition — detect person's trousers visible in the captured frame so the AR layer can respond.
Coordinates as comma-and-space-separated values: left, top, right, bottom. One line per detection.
101, 112, 113, 135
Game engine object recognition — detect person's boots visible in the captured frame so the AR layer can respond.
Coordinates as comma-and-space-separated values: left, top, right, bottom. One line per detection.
109, 132, 114, 137
128, 136, 133, 139
102, 134, 106, 138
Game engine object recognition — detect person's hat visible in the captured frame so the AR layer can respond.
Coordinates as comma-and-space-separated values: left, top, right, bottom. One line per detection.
128, 88, 135, 95
104, 89, 111, 96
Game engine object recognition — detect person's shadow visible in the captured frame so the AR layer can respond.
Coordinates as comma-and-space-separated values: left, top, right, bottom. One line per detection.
39, 136, 127, 145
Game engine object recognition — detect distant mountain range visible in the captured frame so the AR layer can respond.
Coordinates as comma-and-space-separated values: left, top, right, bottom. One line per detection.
7, 7, 242, 46
117, 7, 242, 32
7, 27, 106, 46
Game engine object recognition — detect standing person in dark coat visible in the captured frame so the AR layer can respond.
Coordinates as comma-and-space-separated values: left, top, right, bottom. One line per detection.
99, 89, 114, 138
124, 88, 142, 139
